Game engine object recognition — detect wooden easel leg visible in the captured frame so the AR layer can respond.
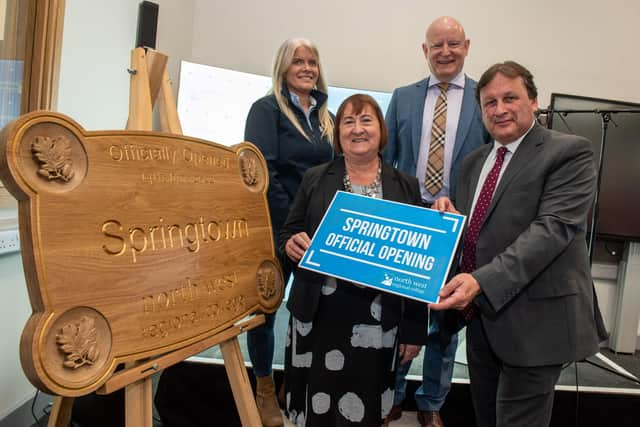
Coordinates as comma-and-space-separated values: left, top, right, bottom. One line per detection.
125, 377, 153, 427
157, 68, 183, 135
220, 337, 262, 427
47, 396, 73, 427
127, 48, 153, 131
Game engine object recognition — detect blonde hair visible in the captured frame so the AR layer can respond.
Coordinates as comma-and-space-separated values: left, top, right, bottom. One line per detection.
270, 38, 334, 144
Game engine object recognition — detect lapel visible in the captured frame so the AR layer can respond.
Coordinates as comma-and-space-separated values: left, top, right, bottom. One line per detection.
411, 78, 429, 162
451, 75, 475, 164
485, 124, 545, 219
322, 157, 347, 212
380, 160, 402, 202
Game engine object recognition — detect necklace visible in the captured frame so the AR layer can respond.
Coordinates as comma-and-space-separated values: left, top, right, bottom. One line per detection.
343, 161, 382, 198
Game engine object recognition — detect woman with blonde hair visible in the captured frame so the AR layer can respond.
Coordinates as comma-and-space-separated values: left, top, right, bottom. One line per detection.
244, 37, 334, 427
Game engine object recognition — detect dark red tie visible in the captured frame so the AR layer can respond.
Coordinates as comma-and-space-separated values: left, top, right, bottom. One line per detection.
459, 146, 508, 322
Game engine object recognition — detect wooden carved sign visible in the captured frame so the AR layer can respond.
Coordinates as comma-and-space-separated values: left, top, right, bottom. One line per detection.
0, 112, 284, 396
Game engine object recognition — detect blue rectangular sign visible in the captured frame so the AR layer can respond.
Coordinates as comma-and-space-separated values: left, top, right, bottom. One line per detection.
299, 191, 466, 303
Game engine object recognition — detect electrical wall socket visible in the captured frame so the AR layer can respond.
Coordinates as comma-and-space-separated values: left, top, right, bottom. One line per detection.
0, 229, 20, 255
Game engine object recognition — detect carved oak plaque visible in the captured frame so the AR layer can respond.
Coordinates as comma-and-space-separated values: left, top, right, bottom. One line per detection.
0, 112, 283, 396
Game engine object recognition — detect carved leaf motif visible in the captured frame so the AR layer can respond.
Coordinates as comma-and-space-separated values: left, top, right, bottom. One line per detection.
56, 316, 100, 369
240, 156, 258, 186
258, 268, 276, 299
31, 136, 75, 182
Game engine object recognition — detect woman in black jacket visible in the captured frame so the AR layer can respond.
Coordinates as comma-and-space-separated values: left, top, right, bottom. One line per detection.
281, 94, 428, 426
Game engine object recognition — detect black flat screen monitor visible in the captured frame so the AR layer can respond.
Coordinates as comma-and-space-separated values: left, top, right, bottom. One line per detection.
548, 93, 640, 241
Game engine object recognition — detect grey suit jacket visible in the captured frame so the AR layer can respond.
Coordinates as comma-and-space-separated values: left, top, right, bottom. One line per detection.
383, 75, 490, 198
279, 157, 428, 345
456, 124, 600, 366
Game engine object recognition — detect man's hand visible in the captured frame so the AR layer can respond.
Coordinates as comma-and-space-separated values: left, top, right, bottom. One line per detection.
429, 273, 481, 311
432, 196, 460, 214
285, 232, 311, 262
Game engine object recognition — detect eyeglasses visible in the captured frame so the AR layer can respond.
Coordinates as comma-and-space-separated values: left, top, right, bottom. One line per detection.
428, 40, 466, 52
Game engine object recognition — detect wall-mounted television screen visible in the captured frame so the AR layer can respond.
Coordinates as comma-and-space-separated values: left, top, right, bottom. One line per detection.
548, 93, 640, 241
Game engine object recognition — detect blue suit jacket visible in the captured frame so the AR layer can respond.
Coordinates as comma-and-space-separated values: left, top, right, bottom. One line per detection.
383, 75, 490, 198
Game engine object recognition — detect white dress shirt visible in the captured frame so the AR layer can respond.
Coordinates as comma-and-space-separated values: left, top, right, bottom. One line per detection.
468, 120, 536, 215
416, 72, 466, 204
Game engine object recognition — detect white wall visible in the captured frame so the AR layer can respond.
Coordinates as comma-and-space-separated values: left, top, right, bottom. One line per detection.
191, 0, 640, 107
56, 0, 193, 131
592, 264, 621, 333
155, 0, 194, 98
56, 1, 138, 130
0, 249, 31, 419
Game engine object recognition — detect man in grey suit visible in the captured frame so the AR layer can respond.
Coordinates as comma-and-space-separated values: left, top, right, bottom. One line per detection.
431, 61, 601, 427
383, 16, 489, 427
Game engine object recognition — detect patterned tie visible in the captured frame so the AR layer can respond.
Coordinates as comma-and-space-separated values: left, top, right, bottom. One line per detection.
424, 82, 449, 196
460, 146, 508, 322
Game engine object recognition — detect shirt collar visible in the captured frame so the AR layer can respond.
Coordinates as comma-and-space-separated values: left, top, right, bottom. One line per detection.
289, 91, 317, 110
493, 119, 536, 154
429, 72, 465, 89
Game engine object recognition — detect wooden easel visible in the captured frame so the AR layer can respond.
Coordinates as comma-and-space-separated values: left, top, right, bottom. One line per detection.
48, 48, 264, 427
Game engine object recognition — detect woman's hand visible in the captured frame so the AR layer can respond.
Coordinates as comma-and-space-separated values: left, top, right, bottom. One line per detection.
432, 197, 460, 214
398, 344, 421, 365
285, 232, 311, 262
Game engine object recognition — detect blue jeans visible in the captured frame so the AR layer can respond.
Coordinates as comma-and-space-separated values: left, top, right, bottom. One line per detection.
247, 312, 277, 377
394, 310, 458, 411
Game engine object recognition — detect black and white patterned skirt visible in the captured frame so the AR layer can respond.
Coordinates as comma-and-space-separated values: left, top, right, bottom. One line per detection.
284, 277, 398, 427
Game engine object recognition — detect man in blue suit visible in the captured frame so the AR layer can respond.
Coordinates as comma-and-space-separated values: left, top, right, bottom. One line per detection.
383, 16, 490, 427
